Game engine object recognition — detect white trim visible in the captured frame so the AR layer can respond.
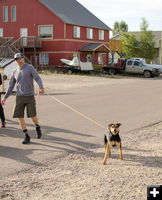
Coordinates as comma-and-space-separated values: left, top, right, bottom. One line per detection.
38, 25, 53, 39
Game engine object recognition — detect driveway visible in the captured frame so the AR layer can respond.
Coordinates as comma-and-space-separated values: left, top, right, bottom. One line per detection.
1, 74, 162, 180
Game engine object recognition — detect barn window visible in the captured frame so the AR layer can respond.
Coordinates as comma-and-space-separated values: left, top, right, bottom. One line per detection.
39, 25, 53, 39
99, 30, 104, 40
73, 26, 80, 38
0, 28, 3, 37
39, 53, 49, 65
3, 6, 8, 22
87, 28, 93, 39
98, 53, 103, 64
11, 6, 16, 22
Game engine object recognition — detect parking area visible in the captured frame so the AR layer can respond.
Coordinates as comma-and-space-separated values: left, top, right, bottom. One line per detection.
1, 74, 162, 199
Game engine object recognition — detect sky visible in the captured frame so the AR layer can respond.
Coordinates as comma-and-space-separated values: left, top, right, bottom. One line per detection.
77, 0, 162, 34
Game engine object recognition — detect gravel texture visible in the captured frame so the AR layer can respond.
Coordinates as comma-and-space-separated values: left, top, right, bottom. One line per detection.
1, 122, 162, 200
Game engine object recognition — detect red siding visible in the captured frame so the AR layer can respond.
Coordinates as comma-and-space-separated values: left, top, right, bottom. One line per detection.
0, 0, 64, 38
0, 0, 110, 66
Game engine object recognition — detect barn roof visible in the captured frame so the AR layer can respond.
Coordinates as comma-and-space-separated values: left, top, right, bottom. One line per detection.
39, 0, 111, 30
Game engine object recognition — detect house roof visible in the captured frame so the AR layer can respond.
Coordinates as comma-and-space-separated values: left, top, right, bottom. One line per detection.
111, 31, 162, 48
39, 0, 111, 30
111, 31, 162, 42
80, 43, 110, 52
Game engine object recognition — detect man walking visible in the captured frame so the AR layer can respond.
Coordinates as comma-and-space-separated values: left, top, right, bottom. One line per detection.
1, 53, 44, 144
0, 73, 6, 127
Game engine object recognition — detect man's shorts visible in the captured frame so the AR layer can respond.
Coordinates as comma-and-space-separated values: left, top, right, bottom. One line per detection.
13, 96, 37, 118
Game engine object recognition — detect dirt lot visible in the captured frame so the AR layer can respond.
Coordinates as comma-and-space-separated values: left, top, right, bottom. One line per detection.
1, 122, 162, 200
0, 74, 162, 200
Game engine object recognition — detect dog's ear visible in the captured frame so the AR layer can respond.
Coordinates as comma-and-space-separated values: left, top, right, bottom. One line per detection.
108, 123, 113, 128
116, 123, 122, 127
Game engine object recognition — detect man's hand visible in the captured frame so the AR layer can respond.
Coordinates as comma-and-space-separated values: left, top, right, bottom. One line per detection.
39, 88, 45, 95
1, 98, 6, 105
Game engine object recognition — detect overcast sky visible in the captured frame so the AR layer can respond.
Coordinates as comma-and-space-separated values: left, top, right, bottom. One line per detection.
77, 0, 162, 33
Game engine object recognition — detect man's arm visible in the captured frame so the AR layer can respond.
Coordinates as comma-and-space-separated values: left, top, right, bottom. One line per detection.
31, 65, 44, 94
31, 66, 44, 88
3, 73, 16, 101
0, 73, 2, 85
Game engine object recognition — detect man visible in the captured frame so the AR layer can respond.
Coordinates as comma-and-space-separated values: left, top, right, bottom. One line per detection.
1, 53, 44, 144
0, 73, 6, 127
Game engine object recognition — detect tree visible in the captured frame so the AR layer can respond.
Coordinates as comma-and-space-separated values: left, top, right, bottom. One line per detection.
120, 21, 128, 33
138, 18, 156, 63
112, 21, 128, 36
112, 21, 120, 36
121, 32, 137, 58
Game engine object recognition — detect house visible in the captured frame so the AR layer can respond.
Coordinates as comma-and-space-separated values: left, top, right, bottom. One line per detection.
0, 0, 112, 68
112, 31, 162, 64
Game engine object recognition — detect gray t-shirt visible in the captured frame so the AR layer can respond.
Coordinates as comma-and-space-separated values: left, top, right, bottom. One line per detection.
4, 63, 44, 99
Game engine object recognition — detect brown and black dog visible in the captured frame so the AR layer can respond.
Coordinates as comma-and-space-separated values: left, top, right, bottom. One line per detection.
103, 123, 123, 165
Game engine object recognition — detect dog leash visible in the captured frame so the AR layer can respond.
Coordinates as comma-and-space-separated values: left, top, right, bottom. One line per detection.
38, 91, 105, 129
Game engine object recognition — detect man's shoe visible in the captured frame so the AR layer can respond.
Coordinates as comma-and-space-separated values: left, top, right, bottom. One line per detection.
36, 125, 42, 139
22, 134, 30, 144
1, 121, 6, 128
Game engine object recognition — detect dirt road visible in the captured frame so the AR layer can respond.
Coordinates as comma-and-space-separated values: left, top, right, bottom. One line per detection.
0, 74, 162, 199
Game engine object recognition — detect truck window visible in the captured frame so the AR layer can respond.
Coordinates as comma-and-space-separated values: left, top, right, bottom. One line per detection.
134, 61, 140, 66
127, 60, 133, 65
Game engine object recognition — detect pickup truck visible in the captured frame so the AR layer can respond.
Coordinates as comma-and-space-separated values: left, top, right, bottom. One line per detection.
102, 58, 161, 78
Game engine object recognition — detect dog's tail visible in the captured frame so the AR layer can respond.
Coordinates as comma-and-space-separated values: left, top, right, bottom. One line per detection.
104, 135, 108, 144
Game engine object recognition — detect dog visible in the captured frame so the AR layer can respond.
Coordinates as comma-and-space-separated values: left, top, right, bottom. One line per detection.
103, 123, 123, 165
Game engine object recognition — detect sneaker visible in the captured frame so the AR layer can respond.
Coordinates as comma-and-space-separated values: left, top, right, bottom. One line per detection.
22, 134, 30, 144
1, 121, 6, 128
36, 125, 42, 139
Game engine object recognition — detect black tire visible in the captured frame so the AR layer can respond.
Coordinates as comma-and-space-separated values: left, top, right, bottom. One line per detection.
101, 68, 107, 74
67, 69, 73, 75
143, 70, 151, 78
108, 68, 116, 75
3, 75, 7, 80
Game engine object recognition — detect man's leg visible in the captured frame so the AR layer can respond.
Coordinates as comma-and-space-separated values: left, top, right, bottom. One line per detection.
19, 118, 27, 130
18, 118, 30, 144
0, 103, 5, 127
31, 116, 39, 125
31, 116, 42, 139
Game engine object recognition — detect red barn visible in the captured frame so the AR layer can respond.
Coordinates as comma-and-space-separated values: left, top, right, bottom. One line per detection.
0, 0, 111, 68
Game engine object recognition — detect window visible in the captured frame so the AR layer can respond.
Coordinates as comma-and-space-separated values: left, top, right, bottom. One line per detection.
11, 6, 16, 22
39, 53, 49, 64
3, 6, 8, 22
39, 25, 53, 38
127, 60, 133, 65
99, 30, 104, 40
98, 53, 103, 64
134, 61, 140, 66
87, 28, 93, 39
73, 26, 80, 38
0, 28, 3, 37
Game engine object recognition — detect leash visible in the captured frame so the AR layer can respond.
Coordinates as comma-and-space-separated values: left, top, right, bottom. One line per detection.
38, 91, 105, 129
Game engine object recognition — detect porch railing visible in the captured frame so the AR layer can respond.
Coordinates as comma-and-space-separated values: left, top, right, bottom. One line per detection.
0, 37, 14, 46
11, 36, 42, 49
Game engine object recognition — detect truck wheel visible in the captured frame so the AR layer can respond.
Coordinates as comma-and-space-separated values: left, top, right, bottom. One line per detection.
67, 69, 73, 75
108, 68, 115, 75
143, 70, 151, 78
